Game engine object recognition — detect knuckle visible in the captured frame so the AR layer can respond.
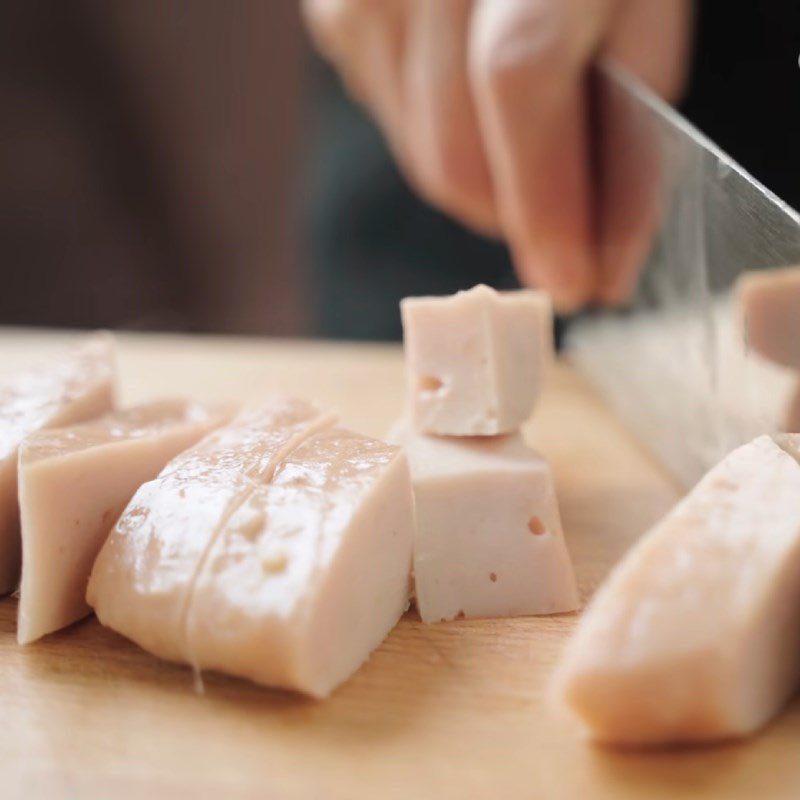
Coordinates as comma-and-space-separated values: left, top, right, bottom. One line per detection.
470, 1, 573, 96
302, 0, 363, 53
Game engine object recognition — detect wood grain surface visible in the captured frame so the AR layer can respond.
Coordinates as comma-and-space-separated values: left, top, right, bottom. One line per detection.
2, 329, 799, 799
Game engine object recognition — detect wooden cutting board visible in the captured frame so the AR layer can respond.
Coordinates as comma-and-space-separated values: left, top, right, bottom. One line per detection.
2, 329, 799, 799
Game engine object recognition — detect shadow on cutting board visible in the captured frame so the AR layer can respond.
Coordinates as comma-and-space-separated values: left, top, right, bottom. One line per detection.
584, 693, 800, 799
3, 596, 488, 743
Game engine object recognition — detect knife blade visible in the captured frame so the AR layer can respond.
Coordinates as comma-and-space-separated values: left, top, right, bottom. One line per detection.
567, 61, 800, 488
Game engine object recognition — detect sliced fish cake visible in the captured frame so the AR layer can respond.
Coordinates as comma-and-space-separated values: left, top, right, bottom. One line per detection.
401, 285, 552, 436
18, 399, 234, 644
0, 333, 115, 592
86, 398, 335, 663
390, 422, 578, 623
185, 427, 415, 697
737, 266, 800, 370
554, 434, 800, 746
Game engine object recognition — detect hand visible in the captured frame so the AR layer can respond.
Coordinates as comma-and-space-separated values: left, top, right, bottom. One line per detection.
303, 0, 692, 311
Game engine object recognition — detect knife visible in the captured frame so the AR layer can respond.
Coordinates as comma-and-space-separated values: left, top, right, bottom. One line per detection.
567, 61, 800, 488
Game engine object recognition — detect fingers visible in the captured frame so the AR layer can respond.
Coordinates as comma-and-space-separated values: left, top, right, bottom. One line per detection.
302, 0, 411, 163
303, 0, 693, 313
468, 0, 616, 311
403, 0, 497, 234
305, 0, 498, 235
606, 0, 694, 103
591, 67, 664, 306
595, 0, 694, 304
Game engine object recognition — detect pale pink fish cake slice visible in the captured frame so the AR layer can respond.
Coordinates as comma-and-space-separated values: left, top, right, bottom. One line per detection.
554, 434, 800, 746
0, 333, 115, 593
185, 427, 415, 697
18, 398, 234, 644
87, 397, 335, 664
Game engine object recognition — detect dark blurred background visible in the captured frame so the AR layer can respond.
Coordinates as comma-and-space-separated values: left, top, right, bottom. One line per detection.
1, 2, 798, 340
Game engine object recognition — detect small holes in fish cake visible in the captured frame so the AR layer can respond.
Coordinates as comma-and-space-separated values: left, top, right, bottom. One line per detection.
528, 516, 547, 535
418, 375, 444, 393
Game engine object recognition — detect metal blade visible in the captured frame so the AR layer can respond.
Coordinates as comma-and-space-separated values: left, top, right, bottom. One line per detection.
568, 62, 800, 487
